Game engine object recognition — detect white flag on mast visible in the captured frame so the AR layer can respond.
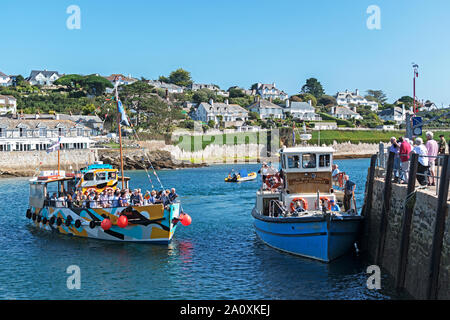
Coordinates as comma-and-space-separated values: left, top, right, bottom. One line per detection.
47, 137, 61, 153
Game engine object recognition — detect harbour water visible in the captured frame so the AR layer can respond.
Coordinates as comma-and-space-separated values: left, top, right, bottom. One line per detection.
0, 158, 409, 299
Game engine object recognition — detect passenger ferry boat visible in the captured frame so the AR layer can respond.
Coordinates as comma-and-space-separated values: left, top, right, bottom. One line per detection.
252, 146, 363, 262
25, 86, 191, 244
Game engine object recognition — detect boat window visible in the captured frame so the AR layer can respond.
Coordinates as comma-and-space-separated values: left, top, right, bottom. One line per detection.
84, 172, 94, 181
96, 172, 106, 181
302, 153, 316, 169
319, 154, 331, 167
108, 172, 117, 180
287, 155, 300, 168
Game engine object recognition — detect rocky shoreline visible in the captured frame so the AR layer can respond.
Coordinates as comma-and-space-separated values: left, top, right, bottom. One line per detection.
98, 149, 207, 170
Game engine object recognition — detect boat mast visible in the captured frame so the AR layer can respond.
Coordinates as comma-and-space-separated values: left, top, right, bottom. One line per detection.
115, 85, 125, 189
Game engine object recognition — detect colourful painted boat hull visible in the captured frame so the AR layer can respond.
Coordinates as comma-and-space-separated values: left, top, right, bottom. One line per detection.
27, 203, 180, 244
252, 208, 363, 262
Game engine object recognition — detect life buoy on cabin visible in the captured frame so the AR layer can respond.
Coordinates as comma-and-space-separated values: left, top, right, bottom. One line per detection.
265, 173, 282, 189
316, 196, 332, 210
290, 197, 308, 211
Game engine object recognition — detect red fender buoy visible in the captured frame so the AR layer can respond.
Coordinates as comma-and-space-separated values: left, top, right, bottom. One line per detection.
101, 218, 112, 231
117, 215, 128, 228
180, 213, 192, 226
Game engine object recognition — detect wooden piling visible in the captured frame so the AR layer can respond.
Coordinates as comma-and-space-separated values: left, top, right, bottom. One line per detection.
427, 154, 450, 299
396, 153, 419, 290
376, 151, 395, 265
360, 154, 378, 252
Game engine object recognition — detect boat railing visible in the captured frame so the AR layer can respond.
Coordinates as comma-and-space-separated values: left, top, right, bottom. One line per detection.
43, 199, 169, 209
376, 142, 449, 197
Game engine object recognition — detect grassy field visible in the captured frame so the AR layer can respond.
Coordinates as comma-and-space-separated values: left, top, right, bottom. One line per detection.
173, 129, 449, 151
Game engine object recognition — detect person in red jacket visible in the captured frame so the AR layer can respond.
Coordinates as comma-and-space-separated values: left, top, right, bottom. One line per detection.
398, 136, 412, 184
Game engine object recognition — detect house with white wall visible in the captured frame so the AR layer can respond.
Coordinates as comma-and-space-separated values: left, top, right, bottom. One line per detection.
335, 89, 379, 111
329, 106, 363, 120
283, 100, 321, 121
0, 95, 17, 115
0, 71, 10, 86
191, 99, 249, 127
248, 99, 284, 119
26, 70, 62, 86
254, 83, 288, 101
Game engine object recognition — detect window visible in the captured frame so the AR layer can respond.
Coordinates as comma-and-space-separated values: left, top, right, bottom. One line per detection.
287, 155, 300, 168
319, 154, 331, 167
108, 172, 117, 180
96, 172, 106, 181
302, 153, 316, 169
83, 173, 94, 181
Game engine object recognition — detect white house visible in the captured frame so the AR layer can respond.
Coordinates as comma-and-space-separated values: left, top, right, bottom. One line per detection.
0, 118, 94, 152
0, 95, 17, 115
335, 89, 379, 111
329, 106, 363, 120
27, 70, 62, 86
248, 99, 284, 119
378, 105, 412, 123
419, 101, 438, 112
0, 71, 10, 86
146, 80, 184, 94
283, 100, 321, 121
191, 99, 249, 127
254, 83, 288, 101
189, 83, 220, 91
104, 74, 137, 88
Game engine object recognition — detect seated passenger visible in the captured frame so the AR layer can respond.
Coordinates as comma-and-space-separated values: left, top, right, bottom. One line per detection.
168, 188, 178, 202
119, 191, 128, 207
293, 200, 306, 214
50, 192, 58, 207
330, 199, 340, 212
130, 189, 141, 206
56, 193, 66, 208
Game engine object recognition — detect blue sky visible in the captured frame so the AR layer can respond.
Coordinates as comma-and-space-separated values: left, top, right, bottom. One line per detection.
2, 0, 450, 106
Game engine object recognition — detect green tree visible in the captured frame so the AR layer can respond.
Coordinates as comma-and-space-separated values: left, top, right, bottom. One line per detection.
160, 68, 193, 87
297, 93, 317, 106
54, 74, 85, 90
300, 78, 324, 98
83, 75, 113, 96
317, 95, 336, 106
228, 87, 245, 98
366, 90, 387, 104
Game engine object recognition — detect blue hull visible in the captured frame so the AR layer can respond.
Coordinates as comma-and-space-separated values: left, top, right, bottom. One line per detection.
252, 208, 363, 262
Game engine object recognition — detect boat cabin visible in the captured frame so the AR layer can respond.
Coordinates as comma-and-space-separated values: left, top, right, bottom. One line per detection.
257, 146, 336, 215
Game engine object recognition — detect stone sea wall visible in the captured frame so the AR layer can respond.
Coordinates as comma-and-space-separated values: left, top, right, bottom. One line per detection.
365, 178, 449, 299
0, 149, 98, 177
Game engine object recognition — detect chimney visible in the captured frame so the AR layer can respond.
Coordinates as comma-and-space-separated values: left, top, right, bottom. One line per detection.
286, 99, 290, 108
308, 100, 312, 106
331, 106, 335, 114
269, 96, 273, 103
355, 89, 359, 96
351, 106, 357, 112
225, 99, 229, 105
402, 104, 405, 118
345, 89, 348, 93
209, 98, 214, 107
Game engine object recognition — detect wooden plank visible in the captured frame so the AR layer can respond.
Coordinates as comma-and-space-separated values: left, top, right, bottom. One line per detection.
427, 154, 450, 299
359, 154, 377, 253
396, 152, 419, 290
376, 151, 395, 265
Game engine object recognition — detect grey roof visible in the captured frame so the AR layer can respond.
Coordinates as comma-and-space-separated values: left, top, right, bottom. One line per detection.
288, 101, 315, 111
0, 118, 88, 129
248, 99, 283, 110
57, 114, 102, 122
27, 70, 61, 81
334, 106, 359, 115
378, 107, 403, 117
200, 102, 248, 115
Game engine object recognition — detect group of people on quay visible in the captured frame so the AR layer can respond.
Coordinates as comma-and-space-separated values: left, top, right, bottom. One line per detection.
47, 187, 178, 209
389, 132, 449, 186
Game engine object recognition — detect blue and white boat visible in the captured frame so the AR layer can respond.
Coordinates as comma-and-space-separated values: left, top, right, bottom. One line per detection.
252, 146, 363, 262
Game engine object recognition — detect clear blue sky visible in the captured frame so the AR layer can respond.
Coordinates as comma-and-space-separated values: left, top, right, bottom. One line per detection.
2, 0, 450, 106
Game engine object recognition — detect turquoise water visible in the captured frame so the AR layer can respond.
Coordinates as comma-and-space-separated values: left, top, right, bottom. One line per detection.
0, 158, 406, 299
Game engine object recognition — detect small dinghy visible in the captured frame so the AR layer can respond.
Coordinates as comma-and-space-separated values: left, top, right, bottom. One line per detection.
225, 169, 257, 182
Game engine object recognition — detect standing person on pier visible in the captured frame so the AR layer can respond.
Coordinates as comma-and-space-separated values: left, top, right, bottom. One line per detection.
389, 137, 401, 183
398, 136, 411, 184
438, 135, 448, 155
343, 175, 356, 212
412, 137, 429, 186
425, 132, 438, 186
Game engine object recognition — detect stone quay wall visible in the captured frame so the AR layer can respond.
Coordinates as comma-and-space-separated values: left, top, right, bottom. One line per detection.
365, 177, 449, 299
0, 149, 98, 176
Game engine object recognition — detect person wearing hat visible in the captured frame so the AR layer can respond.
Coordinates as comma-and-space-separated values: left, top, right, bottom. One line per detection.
330, 199, 340, 212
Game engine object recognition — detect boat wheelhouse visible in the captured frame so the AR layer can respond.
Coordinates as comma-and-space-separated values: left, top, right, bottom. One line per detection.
252, 146, 363, 262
